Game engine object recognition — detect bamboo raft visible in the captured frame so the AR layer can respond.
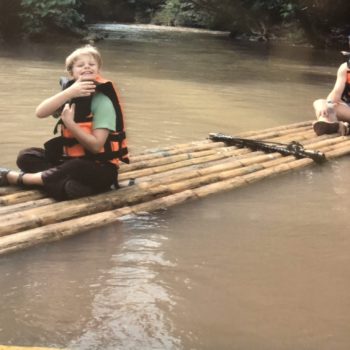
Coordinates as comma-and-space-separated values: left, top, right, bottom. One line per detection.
1, 120, 350, 256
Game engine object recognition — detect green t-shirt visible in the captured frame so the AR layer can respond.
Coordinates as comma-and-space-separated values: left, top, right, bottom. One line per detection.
91, 92, 116, 131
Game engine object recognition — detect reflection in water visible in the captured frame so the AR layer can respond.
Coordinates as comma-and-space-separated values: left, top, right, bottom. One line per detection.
69, 216, 180, 350
1, 24, 350, 350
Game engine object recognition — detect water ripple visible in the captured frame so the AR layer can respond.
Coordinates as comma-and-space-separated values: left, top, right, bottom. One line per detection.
69, 219, 180, 350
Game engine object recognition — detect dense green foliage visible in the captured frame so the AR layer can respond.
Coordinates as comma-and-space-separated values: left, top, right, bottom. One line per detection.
20, 0, 84, 37
153, 0, 210, 27
0, 0, 84, 40
0, 0, 349, 47
167, 0, 350, 45
81, 0, 135, 22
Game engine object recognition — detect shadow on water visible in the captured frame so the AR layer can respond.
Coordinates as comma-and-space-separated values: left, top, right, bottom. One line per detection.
1, 24, 350, 349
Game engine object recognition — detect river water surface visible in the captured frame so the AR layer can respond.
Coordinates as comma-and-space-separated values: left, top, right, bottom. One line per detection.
1, 24, 350, 350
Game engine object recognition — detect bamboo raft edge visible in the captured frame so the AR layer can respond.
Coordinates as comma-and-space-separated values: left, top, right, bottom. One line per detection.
1, 120, 349, 256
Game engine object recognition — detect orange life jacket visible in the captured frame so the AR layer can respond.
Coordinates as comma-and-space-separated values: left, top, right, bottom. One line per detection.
59, 76, 129, 165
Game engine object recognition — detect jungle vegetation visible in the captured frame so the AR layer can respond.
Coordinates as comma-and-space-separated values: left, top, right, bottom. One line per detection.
0, 0, 349, 48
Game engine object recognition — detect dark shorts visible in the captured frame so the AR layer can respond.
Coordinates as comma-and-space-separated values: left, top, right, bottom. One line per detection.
16, 147, 118, 200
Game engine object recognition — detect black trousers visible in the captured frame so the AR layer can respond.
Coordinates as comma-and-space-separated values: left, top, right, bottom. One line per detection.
16, 147, 118, 200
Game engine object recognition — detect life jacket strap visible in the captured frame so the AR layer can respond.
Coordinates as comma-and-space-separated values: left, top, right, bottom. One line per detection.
87, 148, 129, 163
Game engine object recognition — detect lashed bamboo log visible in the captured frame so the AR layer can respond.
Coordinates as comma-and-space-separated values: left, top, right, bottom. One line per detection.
120, 131, 337, 185
1, 160, 350, 255
3, 131, 344, 212
119, 145, 239, 173
122, 125, 313, 169
0, 198, 55, 215
127, 120, 312, 163
0, 134, 349, 239
0, 189, 47, 205
0, 123, 317, 205
119, 127, 321, 181
0, 187, 20, 196
0, 135, 310, 218
129, 133, 336, 185
3, 129, 347, 256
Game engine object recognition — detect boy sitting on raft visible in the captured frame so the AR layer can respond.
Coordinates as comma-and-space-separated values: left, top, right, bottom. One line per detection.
313, 50, 350, 136
0, 45, 128, 200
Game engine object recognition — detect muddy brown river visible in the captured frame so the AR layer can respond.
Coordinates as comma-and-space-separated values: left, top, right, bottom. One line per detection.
1, 24, 350, 350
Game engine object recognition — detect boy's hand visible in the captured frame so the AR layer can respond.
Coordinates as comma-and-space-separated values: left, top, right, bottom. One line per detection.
61, 103, 75, 125
68, 76, 96, 98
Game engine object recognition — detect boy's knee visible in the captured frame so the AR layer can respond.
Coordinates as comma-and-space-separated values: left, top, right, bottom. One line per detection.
16, 148, 35, 169
16, 147, 48, 173
313, 98, 324, 109
64, 179, 96, 199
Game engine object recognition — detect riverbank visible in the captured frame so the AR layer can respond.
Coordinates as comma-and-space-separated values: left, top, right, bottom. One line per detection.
82, 22, 350, 50
1, 21, 347, 51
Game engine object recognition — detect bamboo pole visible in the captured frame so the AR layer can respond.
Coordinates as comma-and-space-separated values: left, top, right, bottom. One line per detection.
0, 123, 314, 204
0, 130, 341, 206
123, 124, 312, 170
120, 127, 321, 181
0, 189, 47, 205
120, 132, 339, 185
134, 151, 270, 187
2, 122, 342, 209
128, 141, 225, 163
2, 137, 350, 255
118, 145, 239, 173
2, 134, 341, 257
238, 120, 312, 137
127, 120, 312, 163
0, 187, 20, 196
127, 133, 335, 185
119, 147, 252, 181
0, 198, 55, 215
0, 122, 323, 202
0, 134, 349, 238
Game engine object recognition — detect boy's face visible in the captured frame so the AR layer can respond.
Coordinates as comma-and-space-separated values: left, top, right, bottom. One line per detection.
71, 54, 100, 81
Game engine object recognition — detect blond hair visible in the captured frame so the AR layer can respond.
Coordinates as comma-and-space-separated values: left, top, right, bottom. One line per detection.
65, 45, 102, 74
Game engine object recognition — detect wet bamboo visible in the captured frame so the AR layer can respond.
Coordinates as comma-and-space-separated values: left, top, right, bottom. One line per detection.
119, 126, 319, 181
0, 198, 55, 215
238, 120, 312, 138
0, 158, 310, 257
0, 135, 348, 238
4, 139, 346, 256
1, 141, 350, 256
129, 133, 337, 185
128, 141, 225, 163
132, 151, 270, 187
0, 122, 318, 204
120, 131, 339, 185
132, 120, 311, 154
0, 189, 47, 206
272, 129, 316, 143
0, 130, 340, 206
123, 124, 313, 171
324, 139, 350, 158
0, 159, 289, 236
3, 135, 346, 211
127, 120, 312, 163
0, 187, 20, 196
0, 127, 338, 208
119, 145, 239, 173
118, 147, 252, 181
